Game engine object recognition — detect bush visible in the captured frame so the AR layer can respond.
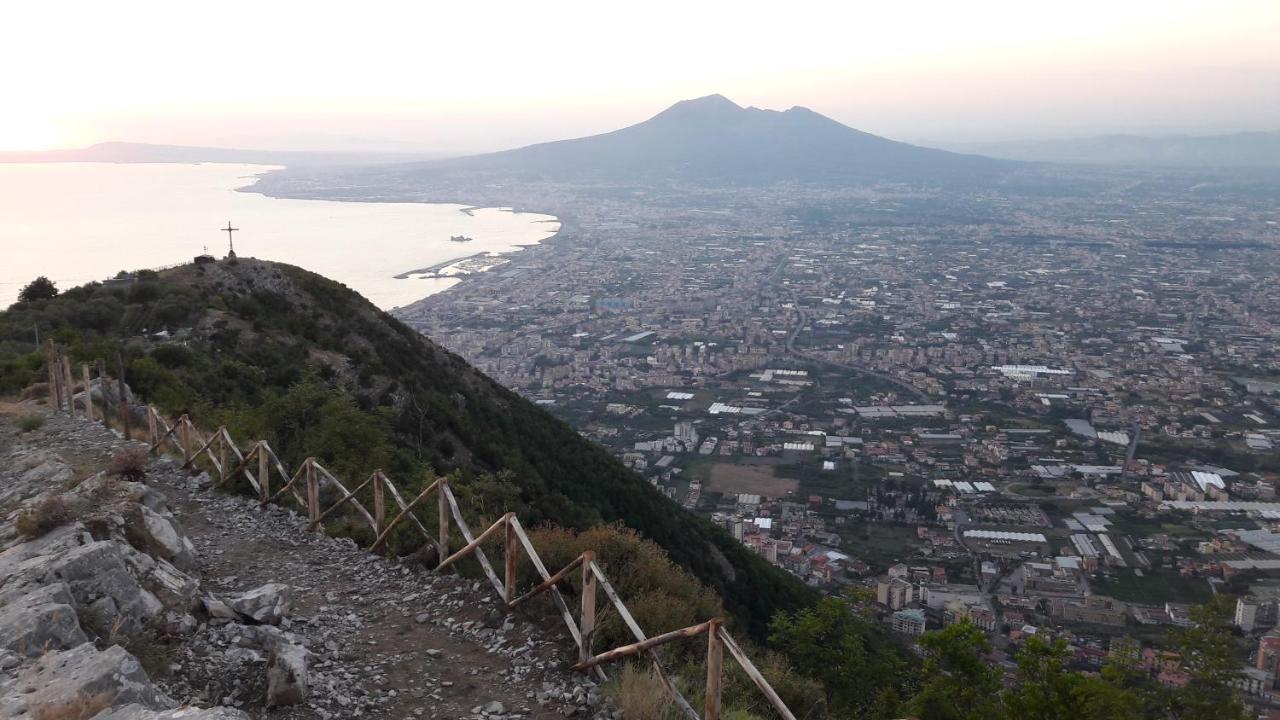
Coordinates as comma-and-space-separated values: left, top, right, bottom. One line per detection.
17, 414, 45, 433
14, 494, 81, 538
603, 663, 686, 720
111, 446, 149, 482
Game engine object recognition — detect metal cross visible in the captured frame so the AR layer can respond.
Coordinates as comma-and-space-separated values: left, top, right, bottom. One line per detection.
222, 221, 239, 254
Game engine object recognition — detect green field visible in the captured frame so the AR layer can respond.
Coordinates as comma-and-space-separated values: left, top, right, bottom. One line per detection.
1093, 571, 1213, 605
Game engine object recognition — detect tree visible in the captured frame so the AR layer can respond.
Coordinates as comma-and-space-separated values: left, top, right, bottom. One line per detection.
907, 621, 1006, 720
769, 594, 908, 717
1168, 596, 1248, 720
1007, 635, 1143, 720
17, 276, 58, 303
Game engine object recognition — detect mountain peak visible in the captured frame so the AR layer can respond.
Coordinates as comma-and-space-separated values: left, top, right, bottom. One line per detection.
654, 94, 744, 120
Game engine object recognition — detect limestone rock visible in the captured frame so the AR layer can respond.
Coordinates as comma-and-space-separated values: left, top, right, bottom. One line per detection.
225, 583, 290, 625
264, 643, 308, 706
92, 703, 250, 719
0, 643, 172, 719
0, 582, 88, 657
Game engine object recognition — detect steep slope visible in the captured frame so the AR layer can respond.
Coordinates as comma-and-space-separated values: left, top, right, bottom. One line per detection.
0, 259, 816, 638
361, 94, 1009, 186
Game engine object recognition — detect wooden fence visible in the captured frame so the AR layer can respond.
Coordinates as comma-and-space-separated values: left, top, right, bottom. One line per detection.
43, 349, 797, 720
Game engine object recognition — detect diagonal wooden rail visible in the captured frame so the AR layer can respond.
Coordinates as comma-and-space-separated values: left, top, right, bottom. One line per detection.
44, 351, 797, 720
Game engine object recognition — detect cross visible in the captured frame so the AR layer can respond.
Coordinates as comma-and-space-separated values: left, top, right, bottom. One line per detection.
221, 221, 239, 255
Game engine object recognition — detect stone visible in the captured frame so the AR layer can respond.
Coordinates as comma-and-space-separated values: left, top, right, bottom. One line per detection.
0, 644, 172, 718
91, 703, 251, 719
0, 582, 88, 658
265, 643, 308, 707
226, 583, 290, 625
43, 541, 165, 635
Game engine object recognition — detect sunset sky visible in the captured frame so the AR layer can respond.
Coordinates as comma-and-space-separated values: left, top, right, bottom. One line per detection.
5, 0, 1278, 153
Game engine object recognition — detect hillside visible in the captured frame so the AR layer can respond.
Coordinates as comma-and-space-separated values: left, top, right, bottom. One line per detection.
0, 258, 816, 638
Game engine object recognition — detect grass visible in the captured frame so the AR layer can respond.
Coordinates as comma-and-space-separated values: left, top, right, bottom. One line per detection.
16, 414, 45, 432
14, 493, 82, 538
603, 662, 687, 720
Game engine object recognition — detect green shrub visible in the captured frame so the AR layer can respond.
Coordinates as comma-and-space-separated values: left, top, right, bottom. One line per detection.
17, 414, 45, 433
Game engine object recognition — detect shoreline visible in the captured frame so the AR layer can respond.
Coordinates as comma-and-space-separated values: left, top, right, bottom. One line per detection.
235, 165, 563, 303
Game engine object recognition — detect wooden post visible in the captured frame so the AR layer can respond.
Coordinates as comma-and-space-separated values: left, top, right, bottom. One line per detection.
504, 515, 519, 604
372, 470, 386, 536
580, 550, 597, 665
147, 409, 159, 454
179, 416, 191, 463
45, 348, 59, 410
257, 443, 270, 500
81, 365, 94, 421
306, 459, 320, 529
61, 352, 76, 419
437, 477, 450, 566
705, 619, 723, 720
217, 430, 228, 484
115, 352, 130, 440
96, 360, 110, 429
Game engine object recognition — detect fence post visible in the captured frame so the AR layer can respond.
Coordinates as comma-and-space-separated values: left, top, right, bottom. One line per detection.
306, 459, 321, 529
505, 515, 519, 604
217, 430, 227, 484
580, 551, 597, 665
81, 365, 94, 422
705, 619, 723, 720
258, 443, 270, 500
179, 416, 192, 463
146, 408, 158, 453
437, 477, 450, 567
46, 347, 60, 411
96, 360, 110, 429
61, 352, 76, 419
372, 471, 386, 537
115, 353, 130, 440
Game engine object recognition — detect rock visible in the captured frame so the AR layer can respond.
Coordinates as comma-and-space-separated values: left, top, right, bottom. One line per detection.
43, 541, 165, 635
0, 643, 172, 718
201, 595, 239, 620
91, 703, 250, 718
483, 700, 506, 714
265, 643, 308, 707
226, 583, 290, 625
128, 505, 197, 570
0, 582, 88, 657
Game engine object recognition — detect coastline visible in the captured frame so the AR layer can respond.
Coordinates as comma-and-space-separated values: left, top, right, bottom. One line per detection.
234, 166, 562, 303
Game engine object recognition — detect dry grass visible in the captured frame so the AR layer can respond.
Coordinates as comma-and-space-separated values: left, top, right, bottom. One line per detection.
29, 691, 114, 720
110, 446, 149, 482
14, 493, 83, 538
17, 414, 46, 433
603, 663, 686, 720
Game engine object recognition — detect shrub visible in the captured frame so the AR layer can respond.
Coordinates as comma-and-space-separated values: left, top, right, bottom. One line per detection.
110, 446, 149, 482
603, 663, 686, 720
17, 414, 45, 432
14, 494, 80, 538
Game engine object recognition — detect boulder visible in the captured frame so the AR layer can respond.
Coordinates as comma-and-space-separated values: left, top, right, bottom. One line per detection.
43, 541, 165, 635
125, 504, 197, 570
225, 583, 290, 625
0, 643, 172, 719
0, 582, 88, 657
265, 643, 308, 707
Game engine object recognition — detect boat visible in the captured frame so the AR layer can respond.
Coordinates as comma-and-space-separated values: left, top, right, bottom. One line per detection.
450, 235, 473, 243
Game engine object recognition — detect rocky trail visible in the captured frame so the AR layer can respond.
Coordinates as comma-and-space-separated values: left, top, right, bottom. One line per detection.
0, 405, 617, 720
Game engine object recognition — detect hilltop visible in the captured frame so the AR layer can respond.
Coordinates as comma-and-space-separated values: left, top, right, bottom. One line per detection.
0, 258, 815, 639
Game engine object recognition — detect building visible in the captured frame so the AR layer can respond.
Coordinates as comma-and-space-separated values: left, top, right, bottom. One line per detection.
1237, 595, 1280, 633
876, 577, 917, 610
1257, 633, 1280, 673
891, 609, 927, 636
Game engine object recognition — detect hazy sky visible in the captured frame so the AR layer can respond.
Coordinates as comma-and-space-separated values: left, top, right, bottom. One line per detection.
5, 0, 1278, 153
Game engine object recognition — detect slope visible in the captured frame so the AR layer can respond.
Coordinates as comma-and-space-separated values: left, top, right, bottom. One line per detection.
0, 258, 816, 638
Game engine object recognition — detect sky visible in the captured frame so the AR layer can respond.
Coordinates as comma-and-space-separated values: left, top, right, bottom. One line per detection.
4, 0, 1278, 153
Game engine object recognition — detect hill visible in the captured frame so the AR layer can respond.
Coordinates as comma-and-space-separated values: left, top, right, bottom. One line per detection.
348, 94, 1010, 187
0, 258, 816, 638
0, 141, 444, 166
943, 131, 1280, 168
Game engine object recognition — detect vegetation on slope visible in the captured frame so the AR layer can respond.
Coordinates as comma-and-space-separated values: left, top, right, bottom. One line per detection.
0, 259, 815, 639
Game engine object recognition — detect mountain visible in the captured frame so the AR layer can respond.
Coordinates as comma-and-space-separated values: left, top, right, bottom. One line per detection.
0, 258, 815, 639
943, 131, 1280, 168
0, 141, 445, 166
378, 94, 1009, 186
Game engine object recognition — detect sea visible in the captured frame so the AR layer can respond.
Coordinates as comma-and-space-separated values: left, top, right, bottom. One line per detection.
0, 162, 560, 309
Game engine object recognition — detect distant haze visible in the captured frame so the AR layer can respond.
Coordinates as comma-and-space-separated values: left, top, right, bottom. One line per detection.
3, 1, 1277, 153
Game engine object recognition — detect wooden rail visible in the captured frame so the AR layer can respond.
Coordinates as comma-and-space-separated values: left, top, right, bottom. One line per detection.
42, 351, 797, 720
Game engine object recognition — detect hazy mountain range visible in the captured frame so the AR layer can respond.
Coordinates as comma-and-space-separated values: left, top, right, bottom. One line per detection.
943, 131, 1280, 168
0, 141, 444, 166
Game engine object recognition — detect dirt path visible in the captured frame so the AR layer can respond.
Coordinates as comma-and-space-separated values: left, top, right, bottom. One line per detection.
2, 408, 614, 720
